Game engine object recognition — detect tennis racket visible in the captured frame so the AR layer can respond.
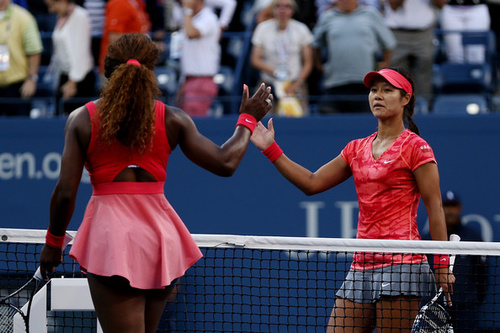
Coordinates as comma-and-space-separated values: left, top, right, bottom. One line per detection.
0, 233, 73, 333
411, 233, 461, 333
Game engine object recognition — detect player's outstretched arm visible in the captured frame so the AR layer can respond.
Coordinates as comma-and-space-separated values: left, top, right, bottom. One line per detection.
171, 83, 273, 177
251, 119, 352, 195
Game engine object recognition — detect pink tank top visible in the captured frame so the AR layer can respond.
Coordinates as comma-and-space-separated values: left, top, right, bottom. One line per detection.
84, 101, 171, 185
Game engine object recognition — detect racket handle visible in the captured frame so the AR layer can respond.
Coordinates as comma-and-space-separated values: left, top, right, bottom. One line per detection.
35, 232, 74, 281
449, 234, 461, 271
34, 266, 43, 281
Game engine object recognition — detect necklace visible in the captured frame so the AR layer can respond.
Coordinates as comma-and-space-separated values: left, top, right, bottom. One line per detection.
376, 129, 405, 140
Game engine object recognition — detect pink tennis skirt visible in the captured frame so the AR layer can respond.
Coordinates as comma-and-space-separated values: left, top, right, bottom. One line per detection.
69, 182, 203, 290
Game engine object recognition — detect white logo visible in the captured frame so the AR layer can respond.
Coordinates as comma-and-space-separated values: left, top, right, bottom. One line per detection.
245, 119, 254, 123
382, 282, 391, 287
383, 160, 395, 164
440, 258, 448, 262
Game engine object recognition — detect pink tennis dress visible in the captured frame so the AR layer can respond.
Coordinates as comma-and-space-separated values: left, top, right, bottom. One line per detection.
69, 101, 203, 289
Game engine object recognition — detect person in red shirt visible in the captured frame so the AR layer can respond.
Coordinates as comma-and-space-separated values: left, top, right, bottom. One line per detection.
250, 67, 455, 332
98, 0, 151, 77
39, 33, 273, 333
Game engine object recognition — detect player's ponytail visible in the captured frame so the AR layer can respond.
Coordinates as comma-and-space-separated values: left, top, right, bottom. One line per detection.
394, 68, 420, 136
98, 33, 161, 151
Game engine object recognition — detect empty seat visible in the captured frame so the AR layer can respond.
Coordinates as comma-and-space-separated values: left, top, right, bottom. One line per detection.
432, 94, 489, 115
415, 96, 430, 114
437, 62, 493, 94
155, 66, 179, 98
214, 65, 234, 96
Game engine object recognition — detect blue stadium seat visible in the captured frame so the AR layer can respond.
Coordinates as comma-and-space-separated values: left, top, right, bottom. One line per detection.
434, 30, 496, 94
415, 96, 429, 114
432, 94, 490, 114
211, 66, 236, 117
437, 62, 493, 94
214, 65, 235, 95
155, 66, 179, 98
36, 65, 56, 97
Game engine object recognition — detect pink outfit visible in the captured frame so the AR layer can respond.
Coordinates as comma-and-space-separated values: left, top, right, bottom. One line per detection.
179, 76, 219, 117
69, 101, 203, 289
341, 129, 436, 270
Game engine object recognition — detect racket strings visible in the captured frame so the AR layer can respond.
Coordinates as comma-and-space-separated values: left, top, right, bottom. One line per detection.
0, 304, 26, 333
413, 303, 452, 332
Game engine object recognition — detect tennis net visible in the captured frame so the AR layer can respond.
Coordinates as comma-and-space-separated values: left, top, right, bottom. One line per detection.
1, 228, 500, 332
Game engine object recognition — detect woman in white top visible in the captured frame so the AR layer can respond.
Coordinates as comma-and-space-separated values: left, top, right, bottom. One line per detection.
45, 0, 96, 114
250, 0, 314, 115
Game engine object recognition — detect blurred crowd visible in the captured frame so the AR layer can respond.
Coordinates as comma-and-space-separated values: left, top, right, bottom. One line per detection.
1, 0, 499, 117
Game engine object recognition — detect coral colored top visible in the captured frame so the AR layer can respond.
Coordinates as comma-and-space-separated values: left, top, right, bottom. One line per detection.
341, 129, 436, 270
85, 101, 169, 185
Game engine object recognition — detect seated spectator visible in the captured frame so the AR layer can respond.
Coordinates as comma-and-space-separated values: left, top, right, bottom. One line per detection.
440, 1, 491, 64
250, 0, 313, 116
45, 0, 96, 115
312, 0, 395, 113
0, 0, 43, 116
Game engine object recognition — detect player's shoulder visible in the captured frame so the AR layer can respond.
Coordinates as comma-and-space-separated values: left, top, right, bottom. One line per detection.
402, 130, 431, 148
164, 104, 196, 131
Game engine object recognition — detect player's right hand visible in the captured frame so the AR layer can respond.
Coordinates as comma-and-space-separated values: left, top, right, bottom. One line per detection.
239, 83, 273, 122
39, 244, 63, 280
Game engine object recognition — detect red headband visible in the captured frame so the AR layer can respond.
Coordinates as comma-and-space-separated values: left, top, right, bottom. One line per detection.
126, 59, 141, 66
363, 69, 413, 97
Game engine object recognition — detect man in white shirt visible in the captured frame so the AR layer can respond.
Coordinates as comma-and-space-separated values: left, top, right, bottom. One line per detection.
178, 0, 221, 117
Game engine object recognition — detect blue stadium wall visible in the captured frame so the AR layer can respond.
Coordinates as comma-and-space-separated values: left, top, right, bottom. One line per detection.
1, 114, 499, 240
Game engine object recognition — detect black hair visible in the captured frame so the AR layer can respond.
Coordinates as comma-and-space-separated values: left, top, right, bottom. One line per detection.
386, 67, 420, 136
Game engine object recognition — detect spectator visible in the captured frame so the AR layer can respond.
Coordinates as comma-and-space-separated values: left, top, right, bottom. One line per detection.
45, 0, 96, 115
384, 0, 445, 102
98, 0, 151, 85
312, 0, 395, 113
440, 0, 491, 64
0, 0, 43, 116
422, 190, 488, 333
177, 0, 220, 117
251, 0, 314, 116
